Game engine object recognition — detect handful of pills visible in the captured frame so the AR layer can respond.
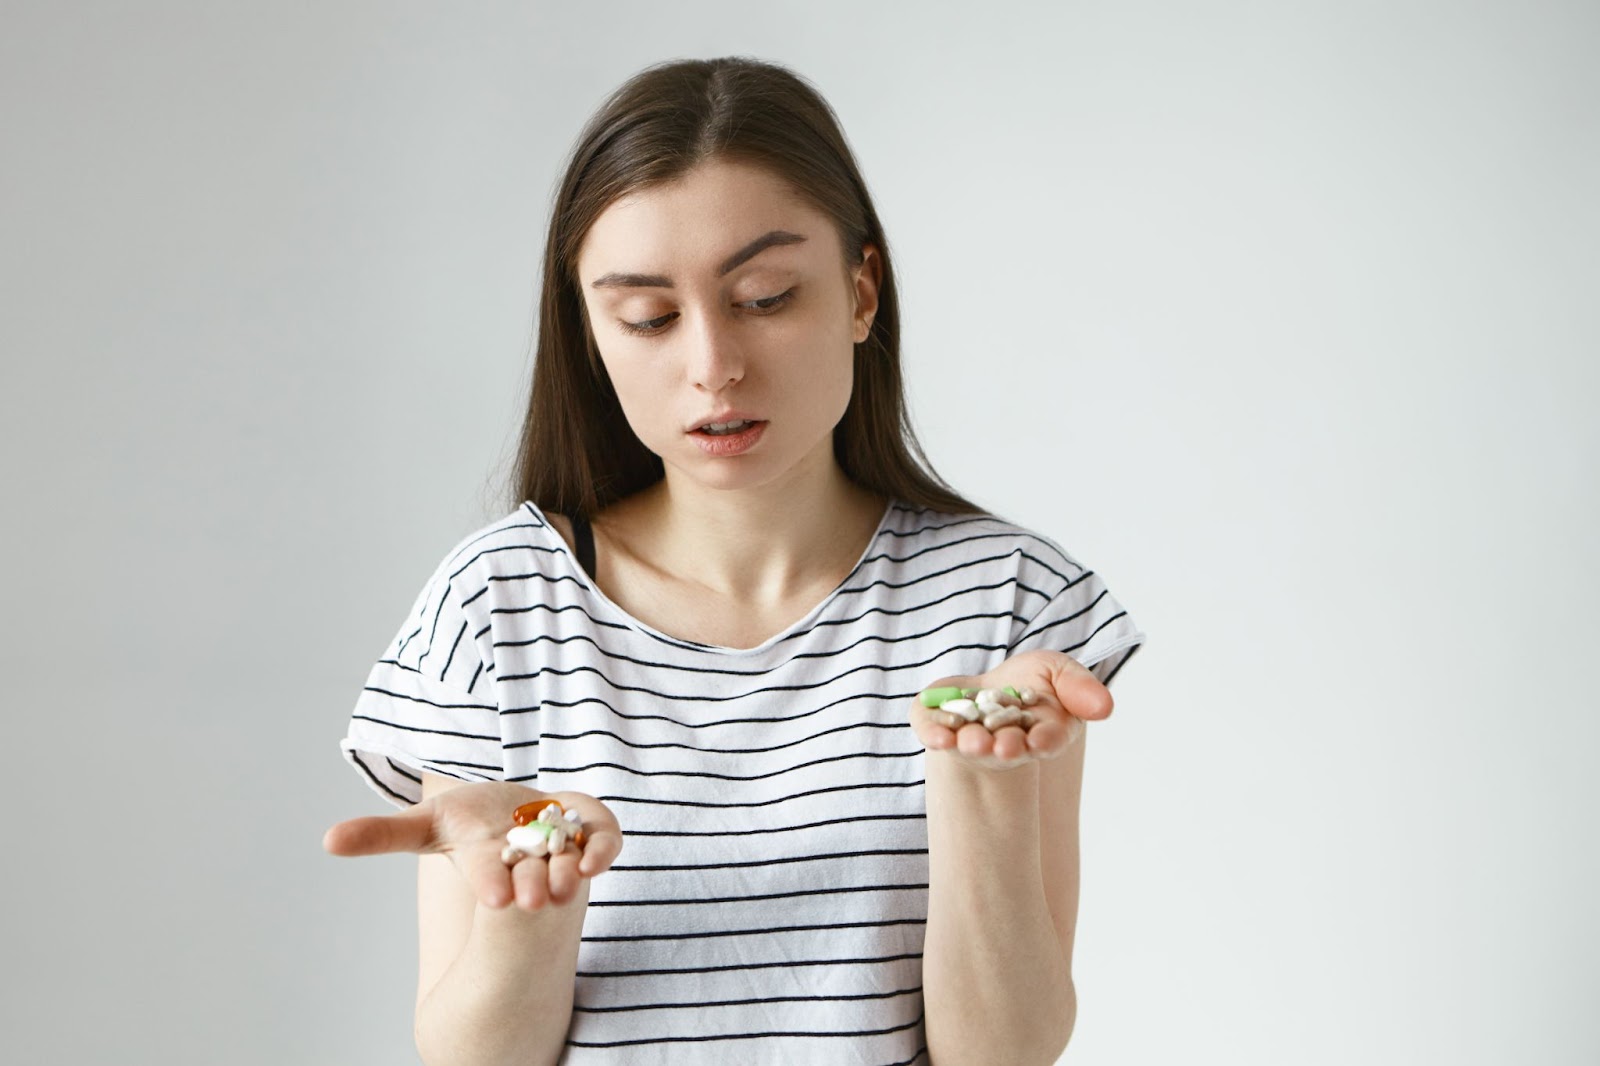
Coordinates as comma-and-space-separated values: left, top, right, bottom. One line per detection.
501, 800, 587, 865
919, 684, 1041, 732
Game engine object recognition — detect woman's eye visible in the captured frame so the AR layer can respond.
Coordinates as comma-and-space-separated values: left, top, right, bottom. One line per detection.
618, 313, 675, 336
616, 288, 796, 337
743, 288, 796, 313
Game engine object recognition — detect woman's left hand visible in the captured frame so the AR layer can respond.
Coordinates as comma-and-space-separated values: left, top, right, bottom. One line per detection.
909, 649, 1114, 770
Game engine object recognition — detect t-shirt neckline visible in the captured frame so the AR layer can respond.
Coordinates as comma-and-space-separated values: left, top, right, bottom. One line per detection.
524, 497, 899, 657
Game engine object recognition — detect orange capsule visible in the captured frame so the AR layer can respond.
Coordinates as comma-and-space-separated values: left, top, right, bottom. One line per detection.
513, 800, 563, 826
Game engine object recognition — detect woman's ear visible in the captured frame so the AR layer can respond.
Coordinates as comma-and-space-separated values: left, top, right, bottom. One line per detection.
852, 243, 882, 343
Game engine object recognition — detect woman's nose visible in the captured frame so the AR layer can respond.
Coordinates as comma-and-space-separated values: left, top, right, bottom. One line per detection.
686, 314, 745, 392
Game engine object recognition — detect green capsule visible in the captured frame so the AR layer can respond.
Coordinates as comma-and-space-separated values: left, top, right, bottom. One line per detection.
1003, 686, 1022, 701
919, 686, 965, 708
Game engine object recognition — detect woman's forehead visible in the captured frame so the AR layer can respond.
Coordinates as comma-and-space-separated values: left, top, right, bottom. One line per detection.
578, 162, 834, 278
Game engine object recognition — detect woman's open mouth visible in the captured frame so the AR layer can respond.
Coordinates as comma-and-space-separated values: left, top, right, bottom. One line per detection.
689, 419, 767, 456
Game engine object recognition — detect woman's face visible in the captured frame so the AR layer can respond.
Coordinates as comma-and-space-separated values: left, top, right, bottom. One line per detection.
575, 158, 878, 494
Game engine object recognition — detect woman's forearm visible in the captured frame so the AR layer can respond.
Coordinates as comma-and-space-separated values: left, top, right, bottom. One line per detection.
922, 754, 1074, 1065
415, 884, 589, 1066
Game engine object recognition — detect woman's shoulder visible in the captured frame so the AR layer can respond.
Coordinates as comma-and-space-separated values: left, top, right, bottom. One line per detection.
423, 502, 572, 590
879, 502, 1087, 574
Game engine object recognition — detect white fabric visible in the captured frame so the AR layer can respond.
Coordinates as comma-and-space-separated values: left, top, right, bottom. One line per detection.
341, 498, 1145, 1064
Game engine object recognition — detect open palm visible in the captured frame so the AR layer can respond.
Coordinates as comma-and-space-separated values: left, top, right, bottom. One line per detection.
909, 649, 1114, 769
322, 780, 624, 911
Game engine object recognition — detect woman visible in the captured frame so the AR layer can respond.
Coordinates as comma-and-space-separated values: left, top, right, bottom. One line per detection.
325, 56, 1144, 1065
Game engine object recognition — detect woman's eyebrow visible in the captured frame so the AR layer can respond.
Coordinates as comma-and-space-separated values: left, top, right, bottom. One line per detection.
588, 229, 807, 289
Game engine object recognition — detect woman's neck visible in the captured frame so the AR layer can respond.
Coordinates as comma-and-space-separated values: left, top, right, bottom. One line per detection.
603, 457, 887, 608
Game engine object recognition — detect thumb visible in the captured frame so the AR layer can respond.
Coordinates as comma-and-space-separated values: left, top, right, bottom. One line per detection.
323, 801, 437, 857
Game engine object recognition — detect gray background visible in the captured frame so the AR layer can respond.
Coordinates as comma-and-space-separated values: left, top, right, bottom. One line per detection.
2, 1, 1595, 1063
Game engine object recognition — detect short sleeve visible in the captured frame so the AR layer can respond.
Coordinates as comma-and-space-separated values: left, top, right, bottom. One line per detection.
1007, 538, 1147, 690
339, 557, 504, 808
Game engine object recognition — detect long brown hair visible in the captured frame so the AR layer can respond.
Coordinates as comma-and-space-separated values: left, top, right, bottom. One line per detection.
509, 56, 984, 520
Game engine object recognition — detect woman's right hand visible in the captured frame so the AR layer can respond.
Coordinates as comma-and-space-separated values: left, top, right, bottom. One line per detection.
322, 781, 623, 912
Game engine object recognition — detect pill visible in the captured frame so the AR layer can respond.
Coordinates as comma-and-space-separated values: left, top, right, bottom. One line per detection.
919, 686, 966, 708
974, 689, 1006, 714
983, 708, 1025, 730
514, 800, 563, 826
501, 845, 526, 864
941, 697, 980, 721
1003, 686, 1022, 701
547, 826, 568, 856
1018, 687, 1039, 706
506, 825, 551, 857
928, 708, 967, 729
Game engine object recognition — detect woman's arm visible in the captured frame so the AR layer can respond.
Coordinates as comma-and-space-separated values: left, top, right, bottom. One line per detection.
921, 746, 1080, 1065
410, 771, 589, 1066
917, 651, 1107, 1065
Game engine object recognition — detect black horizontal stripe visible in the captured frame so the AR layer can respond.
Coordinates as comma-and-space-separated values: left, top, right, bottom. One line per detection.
589, 778, 924, 810
446, 539, 563, 583
585, 881, 928, 908
618, 813, 925, 838
607, 847, 928, 873
536, 748, 919, 784
348, 713, 495, 742
565, 1012, 924, 1047
495, 639, 1008, 704
360, 684, 494, 712
501, 685, 914, 726
459, 568, 593, 608
439, 518, 548, 573
855, 528, 1083, 582
537, 718, 910, 756
879, 1046, 930, 1066
831, 548, 1061, 600
419, 757, 502, 773
576, 950, 922, 978
879, 513, 992, 538
581, 917, 925, 943
572, 985, 921, 1013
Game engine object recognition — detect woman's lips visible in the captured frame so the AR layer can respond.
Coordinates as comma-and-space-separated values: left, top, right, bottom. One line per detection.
688, 420, 767, 457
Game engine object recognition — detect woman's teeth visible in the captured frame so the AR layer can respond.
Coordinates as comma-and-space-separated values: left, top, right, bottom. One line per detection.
701, 420, 754, 435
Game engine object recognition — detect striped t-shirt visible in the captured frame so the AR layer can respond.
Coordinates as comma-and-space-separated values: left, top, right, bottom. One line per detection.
340, 498, 1145, 1065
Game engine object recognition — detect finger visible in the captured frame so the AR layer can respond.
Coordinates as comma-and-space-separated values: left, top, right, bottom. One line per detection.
1025, 718, 1069, 756
907, 706, 958, 751
546, 848, 584, 905
512, 854, 550, 911
1028, 715, 1085, 756
956, 722, 996, 759
323, 804, 436, 856
577, 829, 624, 878
990, 725, 1031, 761
459, 842, 517, 909
1046, 658, 1114, 721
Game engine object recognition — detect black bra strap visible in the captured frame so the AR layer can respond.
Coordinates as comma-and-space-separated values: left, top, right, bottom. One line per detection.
570, 512, 596, 579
